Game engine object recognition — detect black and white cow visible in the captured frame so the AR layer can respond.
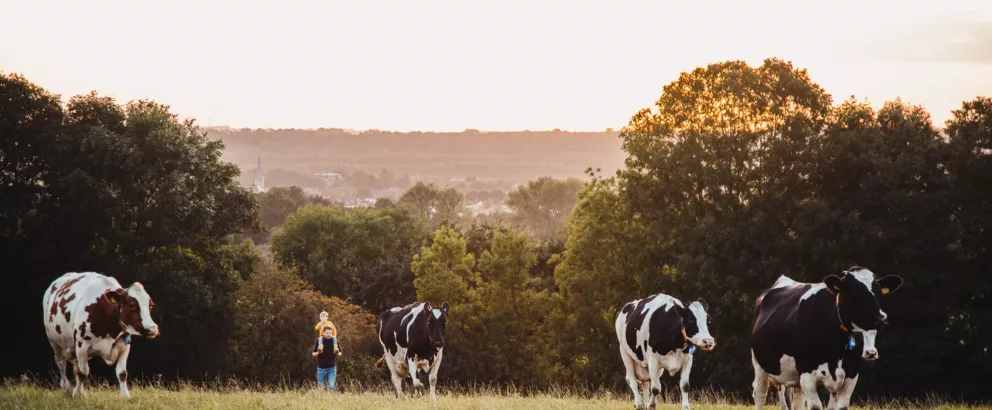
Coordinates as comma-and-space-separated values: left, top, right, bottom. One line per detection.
616, 293, 716, 410
376, 301, 450, 403
43, 272, 160, 398
750, 266, 903, 410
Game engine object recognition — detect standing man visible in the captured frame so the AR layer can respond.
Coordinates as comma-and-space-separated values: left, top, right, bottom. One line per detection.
312, 326, 342, 392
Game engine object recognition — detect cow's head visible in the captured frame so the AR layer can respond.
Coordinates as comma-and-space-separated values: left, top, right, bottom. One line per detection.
103, 282, 159, 339
824, 266, 902, 359
425, 302, 449, 349
676, 298, 716, 351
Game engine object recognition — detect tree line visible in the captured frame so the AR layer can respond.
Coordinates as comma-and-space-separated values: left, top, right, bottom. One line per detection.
2, 59, 990, 402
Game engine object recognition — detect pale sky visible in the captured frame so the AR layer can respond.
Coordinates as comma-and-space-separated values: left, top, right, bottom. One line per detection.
3, 0, 992, 132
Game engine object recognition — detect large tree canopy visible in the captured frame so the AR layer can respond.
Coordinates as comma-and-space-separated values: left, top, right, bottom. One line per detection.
552, 59, 992, 398
0, 72, 261, 381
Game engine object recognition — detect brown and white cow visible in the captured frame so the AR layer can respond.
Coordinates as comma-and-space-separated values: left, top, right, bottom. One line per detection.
43, 271, 160, 398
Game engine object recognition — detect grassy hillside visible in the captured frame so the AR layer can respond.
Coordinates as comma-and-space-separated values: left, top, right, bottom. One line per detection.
1, 382, 983, 410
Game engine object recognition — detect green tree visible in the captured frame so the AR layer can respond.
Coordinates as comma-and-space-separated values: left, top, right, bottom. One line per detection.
471, 229, 555, 385
272, 205, 430, 312
505, 176, 584, 240
411, 226, 477, 306
0, 72, 64, 246
398, 181, 466, 228
434, 187, 465, 225
794, 98, 958, 395
0, 73, 261, 381
552, 173, 651, 387
399, 181, 437, 220
609, 58, 833, 389
411, 226, 555, 386
941, 97, 992, 395
258, 186, 311, 228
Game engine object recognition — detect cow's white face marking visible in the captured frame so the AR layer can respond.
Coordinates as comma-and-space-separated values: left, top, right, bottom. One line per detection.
687, 301, 713, 346
862, 329, 879, 360
432, 309, 442, 319
850, 268, 875, 294
126, 283, 158, 334
801, 283, 826, 301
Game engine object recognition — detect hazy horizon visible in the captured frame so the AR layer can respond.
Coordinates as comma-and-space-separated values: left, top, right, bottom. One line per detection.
4, 0, 992, 132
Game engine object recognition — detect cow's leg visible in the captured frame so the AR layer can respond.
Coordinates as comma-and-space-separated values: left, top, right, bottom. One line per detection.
384, 355, 406, 400
791, 388, 806, 410
751, 351, 769, 410
115, 344, 132, 399
407, 358, 423, 389
71, 359, 86, 398
618, 349, 645, 410
640, 380, 652, 409
647, 355, 662, 410
54, 354, 70, 393
799, 373, 823, 410
428, 351, 443, 404
827, 392, 837, 410
780, 386, 805, 410
832, 375, 858, 410
679, 354, 693, 410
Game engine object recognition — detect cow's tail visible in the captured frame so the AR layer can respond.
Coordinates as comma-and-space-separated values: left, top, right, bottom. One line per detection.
375, 354, 386, 369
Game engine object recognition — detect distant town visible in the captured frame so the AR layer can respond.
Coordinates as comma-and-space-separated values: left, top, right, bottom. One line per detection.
249, 154, 514, 214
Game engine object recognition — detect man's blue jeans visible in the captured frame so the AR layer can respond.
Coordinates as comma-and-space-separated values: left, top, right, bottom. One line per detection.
317, 366, 337, 391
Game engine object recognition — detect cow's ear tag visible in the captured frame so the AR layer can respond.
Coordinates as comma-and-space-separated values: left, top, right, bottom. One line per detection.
688, 345, 696, 355
104, 291, 120, 304
881, 288, 890, 295
846, 336, 855, 351
832, 285, 842, 292
125, 334, 131, 345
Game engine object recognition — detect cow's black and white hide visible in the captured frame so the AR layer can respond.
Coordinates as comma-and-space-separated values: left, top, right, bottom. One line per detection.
750, 266, 903, 410
616, 293, 716, 410
376, 301, 450, 403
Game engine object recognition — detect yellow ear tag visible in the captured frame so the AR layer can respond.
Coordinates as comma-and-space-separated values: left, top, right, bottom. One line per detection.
881, 288, 889, 295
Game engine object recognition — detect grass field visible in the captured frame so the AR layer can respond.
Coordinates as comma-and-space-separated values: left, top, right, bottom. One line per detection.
1, 381, 987, 409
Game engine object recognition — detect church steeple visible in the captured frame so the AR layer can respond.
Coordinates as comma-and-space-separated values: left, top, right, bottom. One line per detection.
253, 154, 265, 192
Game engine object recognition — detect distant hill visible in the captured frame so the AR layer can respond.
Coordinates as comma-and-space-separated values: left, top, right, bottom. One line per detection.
207, 127, 627, 188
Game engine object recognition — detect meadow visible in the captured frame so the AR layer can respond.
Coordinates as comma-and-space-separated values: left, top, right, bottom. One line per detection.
0, 380, 985, 410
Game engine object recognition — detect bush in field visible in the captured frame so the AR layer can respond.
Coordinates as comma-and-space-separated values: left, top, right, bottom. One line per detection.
230, 266, 379, 384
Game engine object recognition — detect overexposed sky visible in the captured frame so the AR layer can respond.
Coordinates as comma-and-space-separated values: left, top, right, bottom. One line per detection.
3, 0, 992, 131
